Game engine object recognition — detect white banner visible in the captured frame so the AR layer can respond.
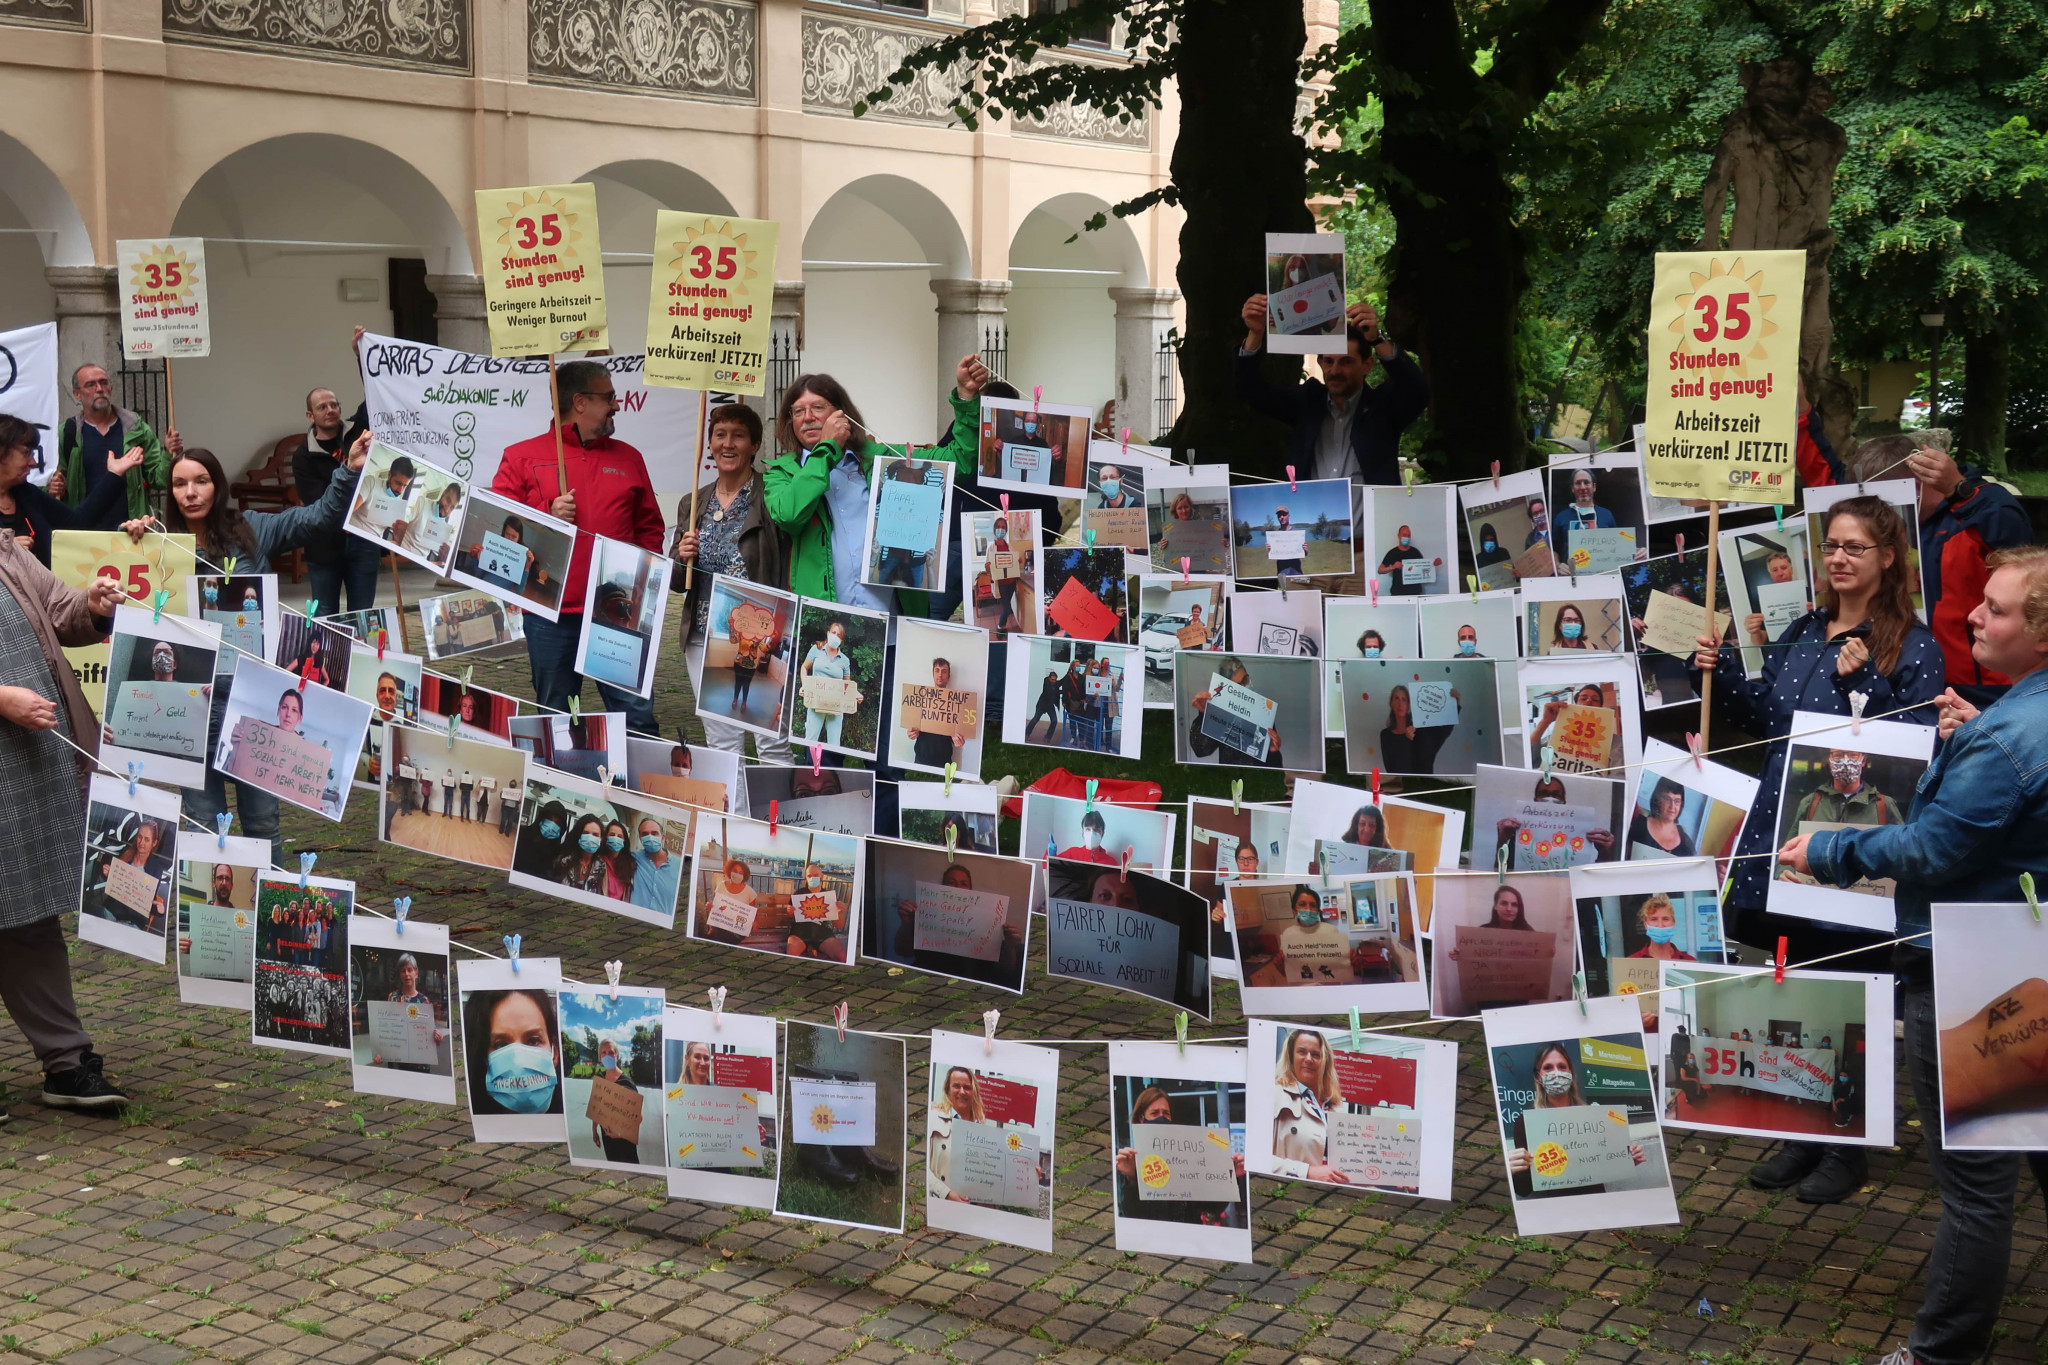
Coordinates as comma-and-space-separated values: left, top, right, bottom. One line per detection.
0, 324, 58, 479
357, 332, 718, 499
1686, 1034, 1837, 1103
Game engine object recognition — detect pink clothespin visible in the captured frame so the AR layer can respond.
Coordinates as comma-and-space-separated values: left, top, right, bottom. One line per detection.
1000, 493, 1009, 514
810, 744, 823, 778
1686, 732, 1704, 770
1490, 460, 1501, 489
1120, 847, 1132, 883
1286, 465, 1297, 493
833, 1001, 849, 1042
1180, 556, 1190, 585
769, 799, 778, 837
1368, 577, 1378, 608
1774, 937, 1788, 984
1032, 385, 1041, 419
1120, 427, 1130, 459
1676, 532, 1686, 554
377, 628, 387, 661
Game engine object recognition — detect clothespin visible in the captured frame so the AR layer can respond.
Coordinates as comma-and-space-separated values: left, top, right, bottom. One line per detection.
1467, 574, 1479, 605
708, 985, 727, 1029
461, 665, 473, 695
1572, 971, 1588, 1016
1675, 532, 1686, 554
1032, 385, 1041, 418
1174, 1012, 1189, 1055
1541, 748, 1555, 782
1119, 426, 1130, 459
150, 589, 168, 623
125, 760, 143, 795
1848, 690, 1868, 735
604, 959, 623, 1002
447, 714, 460, 749
983, 1008, 1000, 1056
1490, 460, 1501, 489
1368, 577, 1378, 608
833, 1001, 848, 1042
505, 933, 523, 974
1046, 832, 1057, 859
1402, 465, 1416, 498
377, 628, 388, 661
1286, 465, 1297, 493
1084, 528, 1097, 549
222, 556, 238, 574
1000, 493, 1010, 515
1119, 847, 1132, 883
945, 822, 958, 864
305, 598, 320, 621
2022, 871, 2040, 923
1230, 779, 1242, 816
800, 743, 818, 780
1773, 936, 1787, 984
1496, 844, 1508, 884
769, 799, 778, 837
942, 760, 956, 797
1180, 556, 1190, 585
1697, 1298, 1715, 1320
392, 895, 410, 934
569, 695, 581, 720
1774, 505, 1785, 530
1686, 732, 1704, 769
597, 765, 612, 788
1346, 1006, 1362, 1051
298, 850, 316, 891
1370, 768, 1382, 803
1084, 779, 1098, 814
214, 811, 232, 847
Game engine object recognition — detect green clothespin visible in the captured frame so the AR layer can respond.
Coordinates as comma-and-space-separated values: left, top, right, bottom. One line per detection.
1346, 1006, 1361, 1051
1230, 779, 1243, 816
1174, 1012, 1188, 1055
447, 714, 460, 749
569, 695, 581, 720
1085, 528, 1097, 549
1467, 574, 1479, 604
946, 822, 958, 864
1720, 871, 1734, 906
151, 588, 168, 623
305, 598, 320, 621
461, 665, 474, 695
1572, 971, 1589, 1016
1401, 464, 1416, 497
222, 556, 238, 574
2024, 872, 2041, 923
1085, 778, 1098, 814
1496, 844, 1509, 884
943, 761, 957, 797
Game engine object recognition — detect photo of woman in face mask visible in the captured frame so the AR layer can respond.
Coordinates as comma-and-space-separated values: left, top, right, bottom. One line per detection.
1625, 893, 1696, 961
1111, 1083, 1248, 1226
800, 621, 863, 747
513, 798, 571, 881
602, 819, 636, 902
462, 988, 563, 1118
1549, 603, 1591, 651
553, 815, 611, 896
697, 857, 758, 946
1502, 1042, 1645, 1198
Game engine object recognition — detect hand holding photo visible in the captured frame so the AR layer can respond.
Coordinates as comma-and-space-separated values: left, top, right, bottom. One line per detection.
1263, 233, 1348, 353
863, 454, 954, 589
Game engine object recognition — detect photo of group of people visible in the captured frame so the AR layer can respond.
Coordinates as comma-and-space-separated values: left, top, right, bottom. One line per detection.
252, 873, 354, 1058
509, 770, 691, 926
419, 590, 525, 660
380, 726, 529, 871
190, 572, 276, 676
1004, 636, 1140, 758
686, 814, 866, 963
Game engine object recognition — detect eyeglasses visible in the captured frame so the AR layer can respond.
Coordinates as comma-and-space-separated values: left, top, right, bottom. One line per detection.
1818, 540, 1876, 559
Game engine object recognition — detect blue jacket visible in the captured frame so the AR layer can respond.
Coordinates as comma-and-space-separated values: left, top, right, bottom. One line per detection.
1808, 666, 2048, 940
1695, 607, 1942, 922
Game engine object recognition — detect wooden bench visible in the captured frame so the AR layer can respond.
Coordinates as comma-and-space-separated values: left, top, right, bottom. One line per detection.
231, 435, 305, 583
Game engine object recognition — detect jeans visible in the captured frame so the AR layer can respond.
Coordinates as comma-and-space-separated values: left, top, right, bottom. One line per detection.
305, 538, 385, 615
523, 611, 658, 734
187, 688, 283, 868
1902, 979, 2048, 1364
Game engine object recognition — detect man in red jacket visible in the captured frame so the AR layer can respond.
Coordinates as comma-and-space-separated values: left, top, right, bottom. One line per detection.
1911, 444, 2034, 705
492, 360, 667, 730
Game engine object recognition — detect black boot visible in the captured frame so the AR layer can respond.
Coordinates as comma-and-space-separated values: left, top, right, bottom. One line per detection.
1748, 1141, 1824, 1190
1795, 1145, 1868, 1204
796, 1143, 861, 1189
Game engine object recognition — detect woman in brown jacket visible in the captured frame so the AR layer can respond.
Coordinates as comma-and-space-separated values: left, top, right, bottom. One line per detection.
0, 524, 133, 1114
673, 404, 788, 756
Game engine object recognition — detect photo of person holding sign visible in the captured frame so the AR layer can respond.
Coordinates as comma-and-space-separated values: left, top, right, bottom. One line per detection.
1501, 1041, 1647, 1198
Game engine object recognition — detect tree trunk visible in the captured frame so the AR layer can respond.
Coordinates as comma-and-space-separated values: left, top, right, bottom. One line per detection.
1166, 0, 1310, 474
1963, 322, 2010, 475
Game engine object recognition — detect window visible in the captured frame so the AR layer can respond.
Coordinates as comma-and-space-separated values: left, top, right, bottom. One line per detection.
1031, 0, 1112, 47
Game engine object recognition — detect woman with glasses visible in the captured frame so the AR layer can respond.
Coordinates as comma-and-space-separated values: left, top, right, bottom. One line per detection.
1690, 494, 1939, 1206
0, 416, 146, 567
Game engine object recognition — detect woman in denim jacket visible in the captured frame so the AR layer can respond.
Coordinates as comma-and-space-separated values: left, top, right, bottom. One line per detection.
1777, 546, 2048, 1365
1690, 495, 1941, 1204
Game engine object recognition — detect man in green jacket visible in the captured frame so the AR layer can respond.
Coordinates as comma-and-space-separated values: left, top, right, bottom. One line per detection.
49, 364, 177, 528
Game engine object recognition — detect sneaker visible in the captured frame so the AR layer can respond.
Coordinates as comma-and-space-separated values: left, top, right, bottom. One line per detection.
1795, 1146, 1868, 1204
1748, 1141, 1823, 1190
42, 1065, 128, 1111
1873, 1349, 1915, 1365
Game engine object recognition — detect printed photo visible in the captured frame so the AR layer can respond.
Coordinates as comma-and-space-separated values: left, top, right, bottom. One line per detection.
1524, 574, 1629, 656
1229, 587, 1324, 660
1627, 739, 1757, 883
1621, 548, 1730, 708
575, 536, 673, 700
1805, 478, 1927, 619
252, 872, 354, 1058
321, 606, 396, 648
1245, 1018, 1457, 1199
1366, 483, 1455, 597
348, 644, 424, 789
1340, 658, 1500, 777
215, 655, 374, 821
698, 575, 797, 740
510, 767, 692, 927
1431, 871, 1576, 1017
1571, 858, 1728, 1027
561, 985, 668, 1174
450, 487, 576, 621
926, 1030, 1059, 1252
1721, 520, 1814, 678
862, 454, 955, 589
1232, 478, 1354, 580
1472, 763, 1623, 873
1228, 873, 1425, 1015
889, 618, 990, 779
1418, 592, 1519, 662
864, 843, 1035, 993
346, 440, 464, 575
380, 725, 529, 872
1324, 594, 1419, 738
1175, 653, 1324, 772
962, 508, 1042, 638
275, 610, 355, 696
509, 711, 626, 784
421, 672, 518, 743
1768, 713, 1935, 932
1045, 859, 1212, 1017
687, 813, 865, 964
1107, 1041, 1251, 1263
1186, 796, 1292, 979
1930, 903, 2048, 1150
1002, 636, 1142, 759
190, 573, 277, 678
1134, 576, 1229, 709
777, 1019, 907, 1233
349, 915, 454, 1105
100, 604, 218, 787
977, 395, 1091, 496
1019, 790, 1177, 873
1084, 456, 1149, 563
787, 600, 887, 761
1460, 468, 1554, 591
1658, 964, 1894, 1147
1283, 779, 1464, 928
1263, 232, 1348, 354
78, 772, 178, 964
743, 765, 876, 837
1547, 455, 1649, 574
664, 1005, 780, 1210
1041, 546, 1129, 642
1147, 464, 1234, 577
1484, 998, 1677, 1236
625, 736, 739, 814
419, 590, 525, 661
458, 956, 566, 1144
899, 781, 999, 856
174, 830, 266, 1009
1518, 656, 1642, 778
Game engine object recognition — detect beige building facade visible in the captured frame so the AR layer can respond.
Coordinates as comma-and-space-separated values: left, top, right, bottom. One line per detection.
0, 0, 1187, 477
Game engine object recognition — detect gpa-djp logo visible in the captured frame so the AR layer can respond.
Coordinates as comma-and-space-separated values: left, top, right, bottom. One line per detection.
1727, 470, 1785, 488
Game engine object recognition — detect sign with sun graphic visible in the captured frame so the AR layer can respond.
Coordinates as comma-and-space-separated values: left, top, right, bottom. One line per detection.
473, 184, 607, 357
115, 238, 211, 359
645, 213, 778, 395
1642, 251, 1804, 506
50, 530, 197, 686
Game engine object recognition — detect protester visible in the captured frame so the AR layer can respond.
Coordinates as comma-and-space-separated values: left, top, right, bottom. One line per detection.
0, 416, 142, 566
1233, 296, 1426, 492
673, 404, 787, 757
1909, 443, 2032, 705
1776, 544, 2048, 1365
1187, 658, 1286, 768
51, 363, 178, 528
627, 817, 679, 916
492, 360, 666, 731
906, 657, 965, 769
1794, 379, 1847, 489
292, 387, 380, 612
120, 437, 369, 865
1692, 494, 1940, 1204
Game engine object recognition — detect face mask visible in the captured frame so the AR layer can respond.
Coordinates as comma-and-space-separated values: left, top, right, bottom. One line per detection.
1539, 1070, 1574, 1096
1363, 646, 1382, 658
152, 650, 175, 672
1083, 828, 1103, 849
539, 819, 562, 841
807, 875, 823, 889
1296, 907, 1321, 927
485, 1043, 558, 1112
640, 834, 663, 854
1482, 539, 1497, 554
1138, 1112, 1173, 1124
605, 835, 626, 854
578, 832, 602, 853
1643, 925, 1678, 945
1561, 622, 1583, 640
827, 633, 843, 649
1399, 535, 1411, 547
1458, 640, 1477, 656
203, 585, 218, 605
1830, 757, 1864, 784
243, 598, 258, 612
1099, 479, 1121, 501
601, 1055, 620, 1072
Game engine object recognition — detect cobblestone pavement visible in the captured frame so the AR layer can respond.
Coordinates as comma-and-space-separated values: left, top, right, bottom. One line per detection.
0, 632, 2041, 1365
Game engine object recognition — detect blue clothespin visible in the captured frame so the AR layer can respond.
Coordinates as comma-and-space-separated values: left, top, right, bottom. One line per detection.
305, 598, 320, 622
2023, 872, 2041, 924
1346, 1006, 1362, 1051
1085, 779, 1098, 814
1496, 844, 1509, 884
150, 589, 169, 624
1084, 528, 1097, 549
1697, 1297, 1715, 1320
1046, 832, 1057, 859
298, 851, 316, 890
214, 811, 232, 847
504, 933, 522, 973
125, 760, 143, 795
392, 895, 411, 935
1174, 1012, 1188, 1055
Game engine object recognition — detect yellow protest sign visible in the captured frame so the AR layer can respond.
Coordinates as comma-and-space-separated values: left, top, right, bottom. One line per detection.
116, 238, 211, 359
474, 184, 607, 357
645, 212, 778, 395
51, 530, 198, 693
1641, 250, 1803, 505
